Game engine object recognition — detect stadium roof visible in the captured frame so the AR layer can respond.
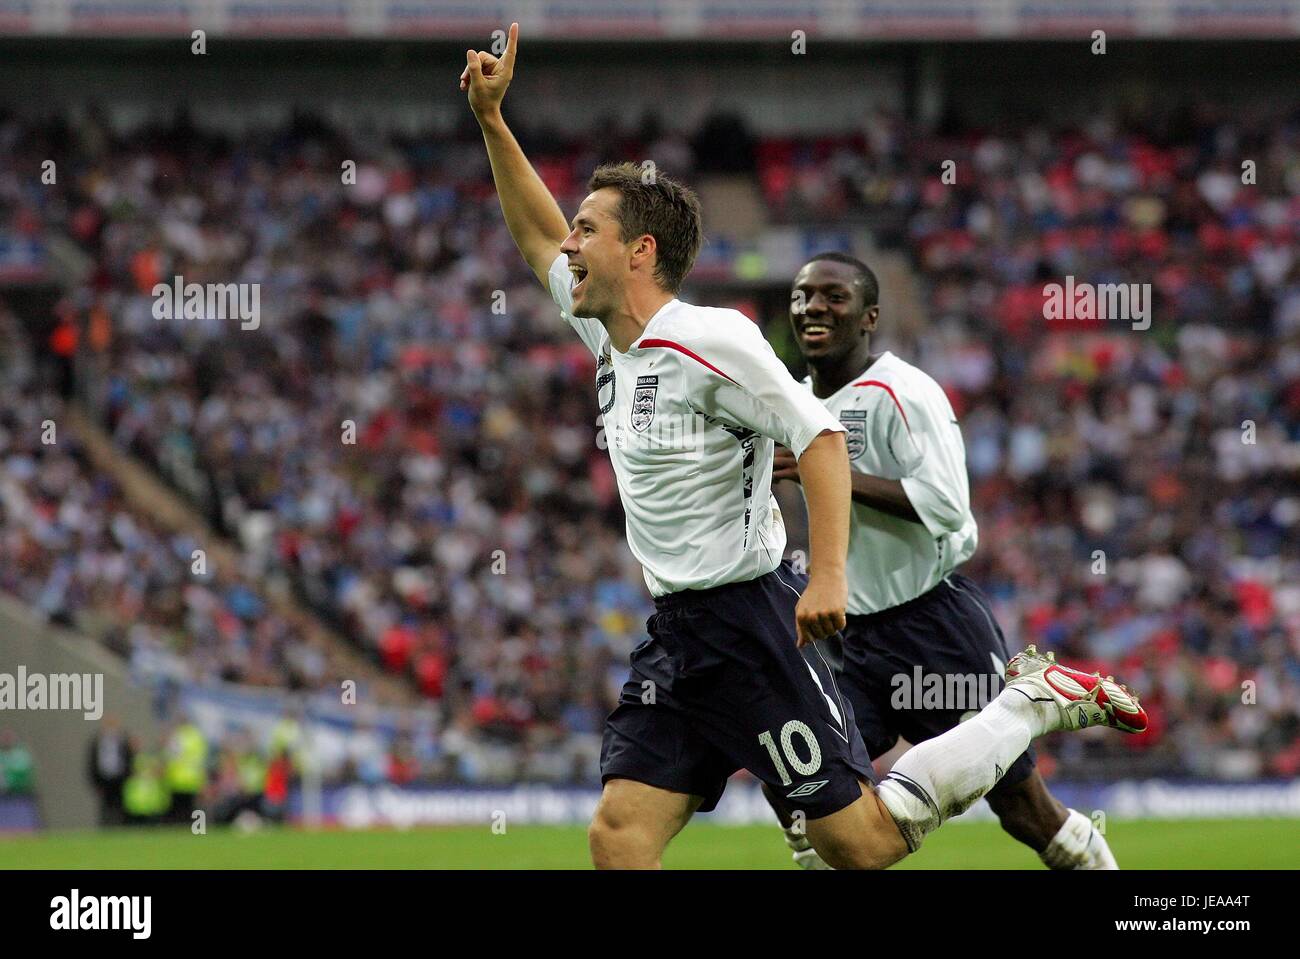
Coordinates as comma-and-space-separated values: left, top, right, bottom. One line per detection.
2, 0, 1299, 41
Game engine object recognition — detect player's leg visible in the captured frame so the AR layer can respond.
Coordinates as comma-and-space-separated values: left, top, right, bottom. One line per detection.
591, 605, 735, 869
588, 777, 701, 869
987, 768, 1065, 848
664, 563, 886, 862
773, 583, 995, 871
930, 575, 1119, 867
788, 686, 1058, 870
779, 576, 1145, 867
802, 781, 909, 869
787, 612, 1146, 867
986, 771, 1119, 870
762, 628, 900, 870
758, 572, 1111, 869
792, 680, 1052, 865
871, 645, 1146, 853
790, 693, 1057, 870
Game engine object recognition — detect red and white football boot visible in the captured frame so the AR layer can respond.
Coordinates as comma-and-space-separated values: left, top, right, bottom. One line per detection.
1005, 645, 1148, 734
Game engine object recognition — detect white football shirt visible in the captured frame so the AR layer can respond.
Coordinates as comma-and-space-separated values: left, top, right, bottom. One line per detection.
548, 253, 845, 597
806, 352, 978, 615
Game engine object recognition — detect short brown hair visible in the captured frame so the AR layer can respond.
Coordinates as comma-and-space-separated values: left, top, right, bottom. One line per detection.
588, 162, 703, 294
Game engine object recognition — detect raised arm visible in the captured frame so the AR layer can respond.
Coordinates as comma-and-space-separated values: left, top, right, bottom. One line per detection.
461, 22, 570, 286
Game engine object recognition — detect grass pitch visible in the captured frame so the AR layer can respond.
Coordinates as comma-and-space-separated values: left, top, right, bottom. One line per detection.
1, 818, 1296, 869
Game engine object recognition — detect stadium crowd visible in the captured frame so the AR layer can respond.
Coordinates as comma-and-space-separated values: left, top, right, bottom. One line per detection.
0, 351, 344, 693
1, 100, 1297, 782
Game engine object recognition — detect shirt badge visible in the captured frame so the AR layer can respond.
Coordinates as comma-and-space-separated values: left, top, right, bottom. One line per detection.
840, 409, 867, 459
631, 375, 659, 433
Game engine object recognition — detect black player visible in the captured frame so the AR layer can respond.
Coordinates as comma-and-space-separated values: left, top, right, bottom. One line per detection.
767, 253, 1119, 869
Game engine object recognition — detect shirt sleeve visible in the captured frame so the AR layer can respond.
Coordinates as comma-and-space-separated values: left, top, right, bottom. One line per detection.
675, 314, 844, 458
547, 253, 606, 357
875, 383, 970, 537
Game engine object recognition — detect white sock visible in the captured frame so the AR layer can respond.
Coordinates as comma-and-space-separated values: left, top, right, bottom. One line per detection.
781, 824, 812, 853
877, 688, 1052, 851
1041, 809, 1119, 870
779, 824, 834, 869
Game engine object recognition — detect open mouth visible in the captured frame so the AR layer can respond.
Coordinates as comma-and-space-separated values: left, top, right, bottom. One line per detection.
570, 263, 589, 295
800, 322, 832, 344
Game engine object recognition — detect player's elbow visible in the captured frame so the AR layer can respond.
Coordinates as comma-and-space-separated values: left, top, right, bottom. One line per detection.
929, 501, 966, 533
905, 480, 966, 533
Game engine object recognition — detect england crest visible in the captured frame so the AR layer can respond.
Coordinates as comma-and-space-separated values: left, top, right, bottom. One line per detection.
631, 375, 658, 433
841, 409, 867, 459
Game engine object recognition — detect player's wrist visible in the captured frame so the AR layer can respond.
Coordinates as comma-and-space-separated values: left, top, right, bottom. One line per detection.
475, 105, 506, 130
806, 565, 847, 586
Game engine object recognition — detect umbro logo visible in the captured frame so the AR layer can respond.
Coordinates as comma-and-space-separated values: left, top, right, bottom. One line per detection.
786, 780, 829, 799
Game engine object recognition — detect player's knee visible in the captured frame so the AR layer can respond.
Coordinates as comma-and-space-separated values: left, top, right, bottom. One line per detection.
992, 804, 1042, 848
987, 776, 1066, 849
990, 793, 1031, 828
811, 837, 893, 870
806, 792, 909, 870
588, 806, 660, 869
809, 823, 902, 870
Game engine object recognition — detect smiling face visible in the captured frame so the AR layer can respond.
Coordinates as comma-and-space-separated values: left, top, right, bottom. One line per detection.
561, 187, 638, 322
789, 258, 879, 363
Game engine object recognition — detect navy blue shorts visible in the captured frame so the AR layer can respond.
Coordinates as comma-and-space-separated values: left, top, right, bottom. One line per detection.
834, 573, 1035, 797
600, 561, 876, 819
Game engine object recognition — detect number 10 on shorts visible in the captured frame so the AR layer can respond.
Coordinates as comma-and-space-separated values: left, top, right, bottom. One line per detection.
758, 720, 823, 786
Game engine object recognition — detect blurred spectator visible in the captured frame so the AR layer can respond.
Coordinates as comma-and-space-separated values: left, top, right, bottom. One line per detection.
87, 714, 133, 825
207, 731, 268, 825
386, 732, 419, 785
262, 747, 293, 824
163, 716, 208, 825
0, 729, 35, 796
122, 738, 169, 824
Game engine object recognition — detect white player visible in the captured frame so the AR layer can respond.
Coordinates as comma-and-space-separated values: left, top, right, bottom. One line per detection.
462, 23, 1146, 869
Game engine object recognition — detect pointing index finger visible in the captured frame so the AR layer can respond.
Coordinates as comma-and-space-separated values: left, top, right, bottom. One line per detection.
502, 21, 519, 70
